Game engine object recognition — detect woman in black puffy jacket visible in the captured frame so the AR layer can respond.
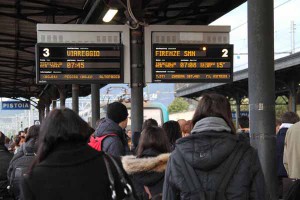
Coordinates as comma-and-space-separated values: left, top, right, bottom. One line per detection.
163, 93, 268, 200
122, 126, 170, 200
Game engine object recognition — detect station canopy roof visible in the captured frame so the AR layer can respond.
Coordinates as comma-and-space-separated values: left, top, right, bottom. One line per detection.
0, 0, 246, 100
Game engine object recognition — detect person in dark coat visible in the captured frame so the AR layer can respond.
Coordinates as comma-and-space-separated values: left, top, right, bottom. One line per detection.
162, 120, 182, 151
20, 108, 134, 200
163, 93, 268, 200
7, 125, 40, 200
122, 126, 170, 200
276, 111, 300, 198
0, 132, 13, 199
94, 102, 130, 157
131, 118, 159, 154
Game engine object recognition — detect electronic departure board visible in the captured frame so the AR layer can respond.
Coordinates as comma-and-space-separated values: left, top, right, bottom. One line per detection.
36, 43, 123, 84
152, 44, 233, 83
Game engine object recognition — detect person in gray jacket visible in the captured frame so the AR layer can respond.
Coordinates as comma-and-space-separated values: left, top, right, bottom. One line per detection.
163, 93, 268, 200
94, 102, 130, 157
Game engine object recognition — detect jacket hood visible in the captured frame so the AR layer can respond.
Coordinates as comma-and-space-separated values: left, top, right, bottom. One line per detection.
122, 153, 170, 175
176, 117, 238, 171
23, 138, 37, 154
95, 118, 123, 137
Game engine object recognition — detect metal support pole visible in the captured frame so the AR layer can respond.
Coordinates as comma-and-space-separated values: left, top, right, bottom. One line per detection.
52, 100, 57, 109
248, 0, 277, 199
58, 85, 66, 108
130, 27, 144, 133
38, 105, 45, 123
289, 80, 297, 112
45, 104, 50, 116
72, 84, 79, 114
91, 84, 100, 129
236, 97, 241, 129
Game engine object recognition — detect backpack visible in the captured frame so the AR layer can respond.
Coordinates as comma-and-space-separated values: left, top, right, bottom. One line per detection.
177, 141, 250, 200
88, 134, 117, 151
9, 144, 35, 199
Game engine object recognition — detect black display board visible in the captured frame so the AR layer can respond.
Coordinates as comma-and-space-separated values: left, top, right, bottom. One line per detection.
152, 44, 233, 83
36, 43, 123, 84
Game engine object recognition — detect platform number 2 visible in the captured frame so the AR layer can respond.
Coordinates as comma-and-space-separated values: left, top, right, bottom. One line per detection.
222, 49, 228, 57
43, 48, 50, 57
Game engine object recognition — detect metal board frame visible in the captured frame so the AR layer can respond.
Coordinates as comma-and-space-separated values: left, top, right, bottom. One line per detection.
35, 43, 124, 84
37, 24, 130, 83
144, 25, 231, 83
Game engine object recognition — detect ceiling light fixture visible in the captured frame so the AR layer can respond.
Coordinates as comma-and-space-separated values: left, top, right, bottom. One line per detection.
103, 9, 118, 23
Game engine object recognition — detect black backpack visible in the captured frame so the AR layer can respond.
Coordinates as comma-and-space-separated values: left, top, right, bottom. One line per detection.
9, 145, 35, 199
177, 142, 250, 200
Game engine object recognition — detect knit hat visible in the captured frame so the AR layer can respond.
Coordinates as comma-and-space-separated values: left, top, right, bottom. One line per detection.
107, 102, 128, 124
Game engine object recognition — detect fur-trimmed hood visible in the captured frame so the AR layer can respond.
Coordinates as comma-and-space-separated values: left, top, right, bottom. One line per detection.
121, 153, 170, 175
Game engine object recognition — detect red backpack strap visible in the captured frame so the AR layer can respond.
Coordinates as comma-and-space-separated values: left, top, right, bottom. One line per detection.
88, 134, 117, 151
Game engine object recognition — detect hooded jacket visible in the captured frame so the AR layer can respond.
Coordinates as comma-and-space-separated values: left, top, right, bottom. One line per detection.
95, 118, 130, 157
7, 139, 37, 199
0, 145, 13, 198
284, 122, 300, 179
122, 149, 170, 199
163, 117, 267, 200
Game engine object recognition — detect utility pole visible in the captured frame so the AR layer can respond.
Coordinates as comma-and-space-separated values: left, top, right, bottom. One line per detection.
291, 21, 296, 54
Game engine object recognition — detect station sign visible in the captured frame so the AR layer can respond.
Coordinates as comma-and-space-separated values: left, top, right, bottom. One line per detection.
36, 43, 123, 84
152, 44, 233, 83
2, 101, 31, 110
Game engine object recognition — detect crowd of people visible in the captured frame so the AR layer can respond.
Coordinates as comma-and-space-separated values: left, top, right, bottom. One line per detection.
0, 93, 299, 199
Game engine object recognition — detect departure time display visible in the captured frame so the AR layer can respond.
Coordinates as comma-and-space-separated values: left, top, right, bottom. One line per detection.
152, 44, 233, 83
36, 43, 123, 84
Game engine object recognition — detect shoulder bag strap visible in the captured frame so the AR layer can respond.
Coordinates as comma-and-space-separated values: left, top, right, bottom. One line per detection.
105, 154, 133, 197
217, 142, 250, 190
103, 154, 117, 200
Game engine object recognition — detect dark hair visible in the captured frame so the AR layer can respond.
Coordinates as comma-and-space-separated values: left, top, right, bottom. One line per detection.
18, 131, 24, 136
162, 121, 182, 145
192, 93, 236, 134
281, 112, 300, 124
30, 108, 92, 172
276, 119, 282, 126
136, 126, 170, 157
238, 116, 249, 129
0, 132, 5, 145
25, 125, 40, 142
24, 127, 29, 134
15, 135, 22, 146
142, 118, 158, 130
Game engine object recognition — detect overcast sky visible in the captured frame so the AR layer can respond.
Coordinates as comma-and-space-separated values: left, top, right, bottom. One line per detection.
210, 0, 300, 71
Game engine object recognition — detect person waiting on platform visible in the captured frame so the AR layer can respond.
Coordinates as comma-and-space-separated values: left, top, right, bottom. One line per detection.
162, 120, 182, 151
91, 102, 130, 157
276, 112, 300, 198
163, 93, 267, 200
0, 131, 13, 199
7, 125, 40, 200
122, 126, 170, 200
177, 119, 187, 136
131, 118, 159, 154
20, 108, 135, 200
237, 116, 250, 143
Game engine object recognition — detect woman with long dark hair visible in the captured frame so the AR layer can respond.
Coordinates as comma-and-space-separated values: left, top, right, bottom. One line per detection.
122, 126, 170, 199
163, 93, 267, 200
20, 108, 134, 200
162, 120, 182, 151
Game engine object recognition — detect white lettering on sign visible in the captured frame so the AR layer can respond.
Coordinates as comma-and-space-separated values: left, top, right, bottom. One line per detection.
2, 102, 30, 110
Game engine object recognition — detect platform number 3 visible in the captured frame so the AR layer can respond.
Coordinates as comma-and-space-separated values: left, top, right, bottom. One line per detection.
43, 48, 50, 57
222, 49, 228, 57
